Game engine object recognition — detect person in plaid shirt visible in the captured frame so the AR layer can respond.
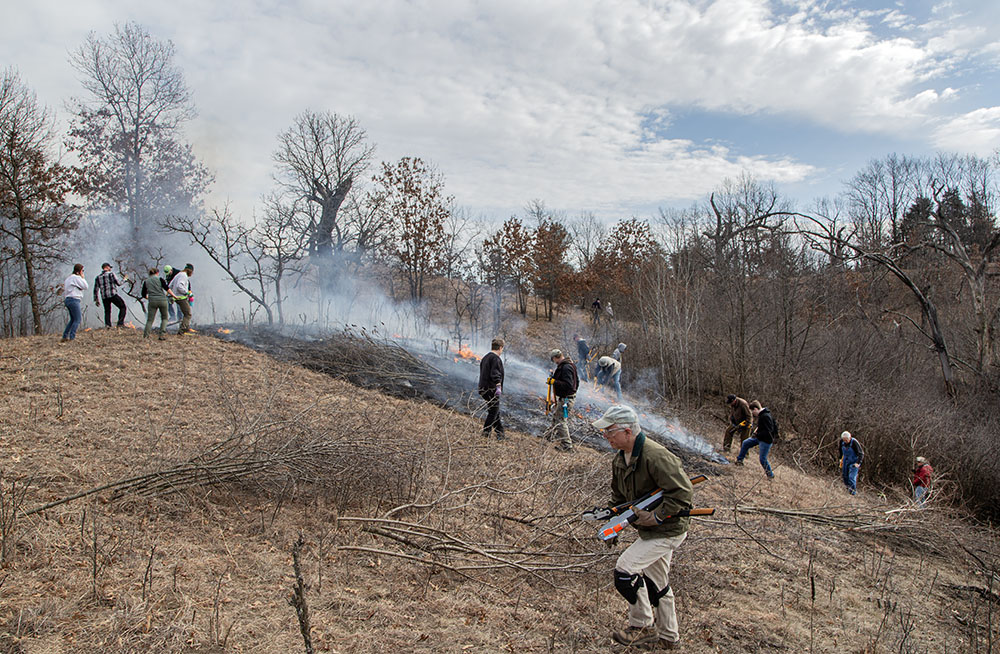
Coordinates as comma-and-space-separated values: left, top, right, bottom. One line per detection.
93, 263, 128, 328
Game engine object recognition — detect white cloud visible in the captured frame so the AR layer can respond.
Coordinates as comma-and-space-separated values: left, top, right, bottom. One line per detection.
932, 107, 1000, 155
0, 0, 996, 220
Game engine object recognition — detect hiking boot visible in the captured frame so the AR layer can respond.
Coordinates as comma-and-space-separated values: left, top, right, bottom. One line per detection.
767, 473, 775, 481
611, 626, 658, 647
158, 335, 167, 341
651, 637, 681, 650
555, 442, 573, 452
734, 459, 744, 466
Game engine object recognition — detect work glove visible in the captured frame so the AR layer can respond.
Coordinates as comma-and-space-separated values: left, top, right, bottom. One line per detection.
634, 509, 660, 527
495, 386, 502, 397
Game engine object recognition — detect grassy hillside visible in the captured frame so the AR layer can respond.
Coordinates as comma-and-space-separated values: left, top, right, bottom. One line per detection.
0, 330, 996, 653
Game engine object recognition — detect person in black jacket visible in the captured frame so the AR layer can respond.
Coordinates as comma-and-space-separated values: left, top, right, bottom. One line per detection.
478, 338, 505, 440
735, 400, 775, 479
574, 334, 591, 381
544, 349, 578, 451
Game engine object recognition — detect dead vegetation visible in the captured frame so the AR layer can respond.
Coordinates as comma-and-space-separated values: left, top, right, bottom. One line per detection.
0, 330, 998, 653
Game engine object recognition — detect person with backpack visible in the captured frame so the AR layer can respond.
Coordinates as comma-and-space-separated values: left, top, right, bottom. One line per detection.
838, 431, 864, 495
545, 349, 579, 451
735, 400, 776, 479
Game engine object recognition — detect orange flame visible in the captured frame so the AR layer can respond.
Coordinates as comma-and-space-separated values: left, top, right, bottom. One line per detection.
124, 322, 137, 329
452, 345, 481, 362
217, 328, 233, 334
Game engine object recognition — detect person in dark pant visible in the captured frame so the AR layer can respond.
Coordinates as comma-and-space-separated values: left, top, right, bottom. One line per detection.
93, 262, 128, 328
478, 338, 505, 440
544, 349, 579, 451
574, 334, 591, 381
61, 263, 88, 342
735, 400, 775, 479
723, 394, 752, 452
838, 431, 864, 495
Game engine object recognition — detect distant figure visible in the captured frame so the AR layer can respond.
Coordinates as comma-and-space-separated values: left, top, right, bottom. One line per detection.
611, 342, 627, 362
93, 262, 127, 329
605, 302, 614, 319
592, 297, 602, 325
574, 334, 591, 381
545, 349, 578, 452
141, 267, 170, 340
61, 263, 88, 343
168, 263, 195, 334
723, 394, 752, 453
913, 456, 933, 505
735, 401, 775, 479
596, 355, 623, 401
838, 431, 863, 495
478, 338, 505, 440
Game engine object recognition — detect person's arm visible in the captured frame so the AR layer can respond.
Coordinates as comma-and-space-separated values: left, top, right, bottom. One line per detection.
853, 440, 864, 465
93, 277, 99, 303
648, 458, 694, 522
140, 280, 148, 299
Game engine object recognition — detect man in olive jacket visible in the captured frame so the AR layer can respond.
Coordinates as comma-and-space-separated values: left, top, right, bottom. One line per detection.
595, 405, 693, 650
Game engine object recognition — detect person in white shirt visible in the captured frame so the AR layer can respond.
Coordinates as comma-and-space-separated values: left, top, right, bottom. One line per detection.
168, 263, 194, 334
62, 263, 88, 342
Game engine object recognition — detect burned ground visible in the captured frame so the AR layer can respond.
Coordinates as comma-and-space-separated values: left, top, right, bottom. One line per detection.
0, 330, 997, 653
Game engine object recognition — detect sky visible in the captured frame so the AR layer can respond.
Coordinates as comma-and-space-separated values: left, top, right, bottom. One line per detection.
4, 0, 1000, 223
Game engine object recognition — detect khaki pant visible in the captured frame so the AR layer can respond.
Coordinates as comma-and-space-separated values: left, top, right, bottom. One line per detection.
545, 395, 574, 446
616, 532, 687, 642
723, 423, 750, 451
176, 298, 192, 333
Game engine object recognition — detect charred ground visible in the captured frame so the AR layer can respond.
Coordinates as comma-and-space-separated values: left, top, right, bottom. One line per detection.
0, 330, 997, 653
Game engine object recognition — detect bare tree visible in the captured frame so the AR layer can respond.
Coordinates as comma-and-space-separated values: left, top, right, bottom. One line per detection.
846, 154, 919, 248
274, 111, 374, 262
569, 211, 606, 271
0, 69, 79, 334
69, 22, 209, 254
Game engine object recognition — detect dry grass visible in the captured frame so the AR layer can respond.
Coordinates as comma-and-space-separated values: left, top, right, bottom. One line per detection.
0, 329, 997, 653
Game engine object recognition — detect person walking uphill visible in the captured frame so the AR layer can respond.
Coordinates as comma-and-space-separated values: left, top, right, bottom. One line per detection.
913, 456, 933, 505
545, 350, 578, 452
594, 405, 692, 650
574, 334, 591, 382
478, 338, 505, 440
735, 401, 775, 479
93, 263, 128, 328
141, 267, 170, 340
723, 394, 752, 453
168, 263, 194, 334
838, 431, 864, 495
61, 263, 88, 342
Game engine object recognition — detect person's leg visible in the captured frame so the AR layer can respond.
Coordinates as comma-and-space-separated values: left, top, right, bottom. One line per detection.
723, 425, 735, 451
483, 393, 499, 436
177, 299, 192, 332
102, 297, 113, 327
143, 302, 155, 337
644, 533, 687, 643
156, 301, 169, 337
842, 462, 850, 488
758, 441, 773, 477
914, 486, 926, 504
64, 298, 82, 339
613, 370, 622, 401
614, 535, 686, 641
112, 295, 127, 326
556, 396, 575, 447
847, 465, 859, 494
736, 437, 758, 463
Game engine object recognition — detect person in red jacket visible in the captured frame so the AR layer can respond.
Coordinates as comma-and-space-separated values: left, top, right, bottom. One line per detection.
912, 456, 933, 505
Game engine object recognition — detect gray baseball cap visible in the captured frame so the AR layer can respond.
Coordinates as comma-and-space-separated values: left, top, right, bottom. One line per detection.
592, 404, 638, 429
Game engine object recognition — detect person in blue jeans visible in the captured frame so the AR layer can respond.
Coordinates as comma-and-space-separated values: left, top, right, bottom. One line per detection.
61, 263, 88, 342
735, 400, 775, 479
838, 431, 863, 495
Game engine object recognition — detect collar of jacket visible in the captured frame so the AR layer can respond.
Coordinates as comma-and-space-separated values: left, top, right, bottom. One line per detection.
616, 431, 646, 470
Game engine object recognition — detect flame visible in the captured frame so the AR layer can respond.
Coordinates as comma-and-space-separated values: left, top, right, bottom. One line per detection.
83, 328, 92, 332
451, 345, 481, 362
124, 322, 137, 329
217, 328, 233, 334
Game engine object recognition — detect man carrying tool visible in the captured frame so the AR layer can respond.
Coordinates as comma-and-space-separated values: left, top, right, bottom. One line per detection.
594, 405, 692, 650
735, 400, 775, 479
838, 431, 864, 495
723, 394, 752, 453
574, 334, 591, 382
478, 338, 505, 440
167, 263, 194, 334
544, 349, 578, 452
596, 355, 623, 401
